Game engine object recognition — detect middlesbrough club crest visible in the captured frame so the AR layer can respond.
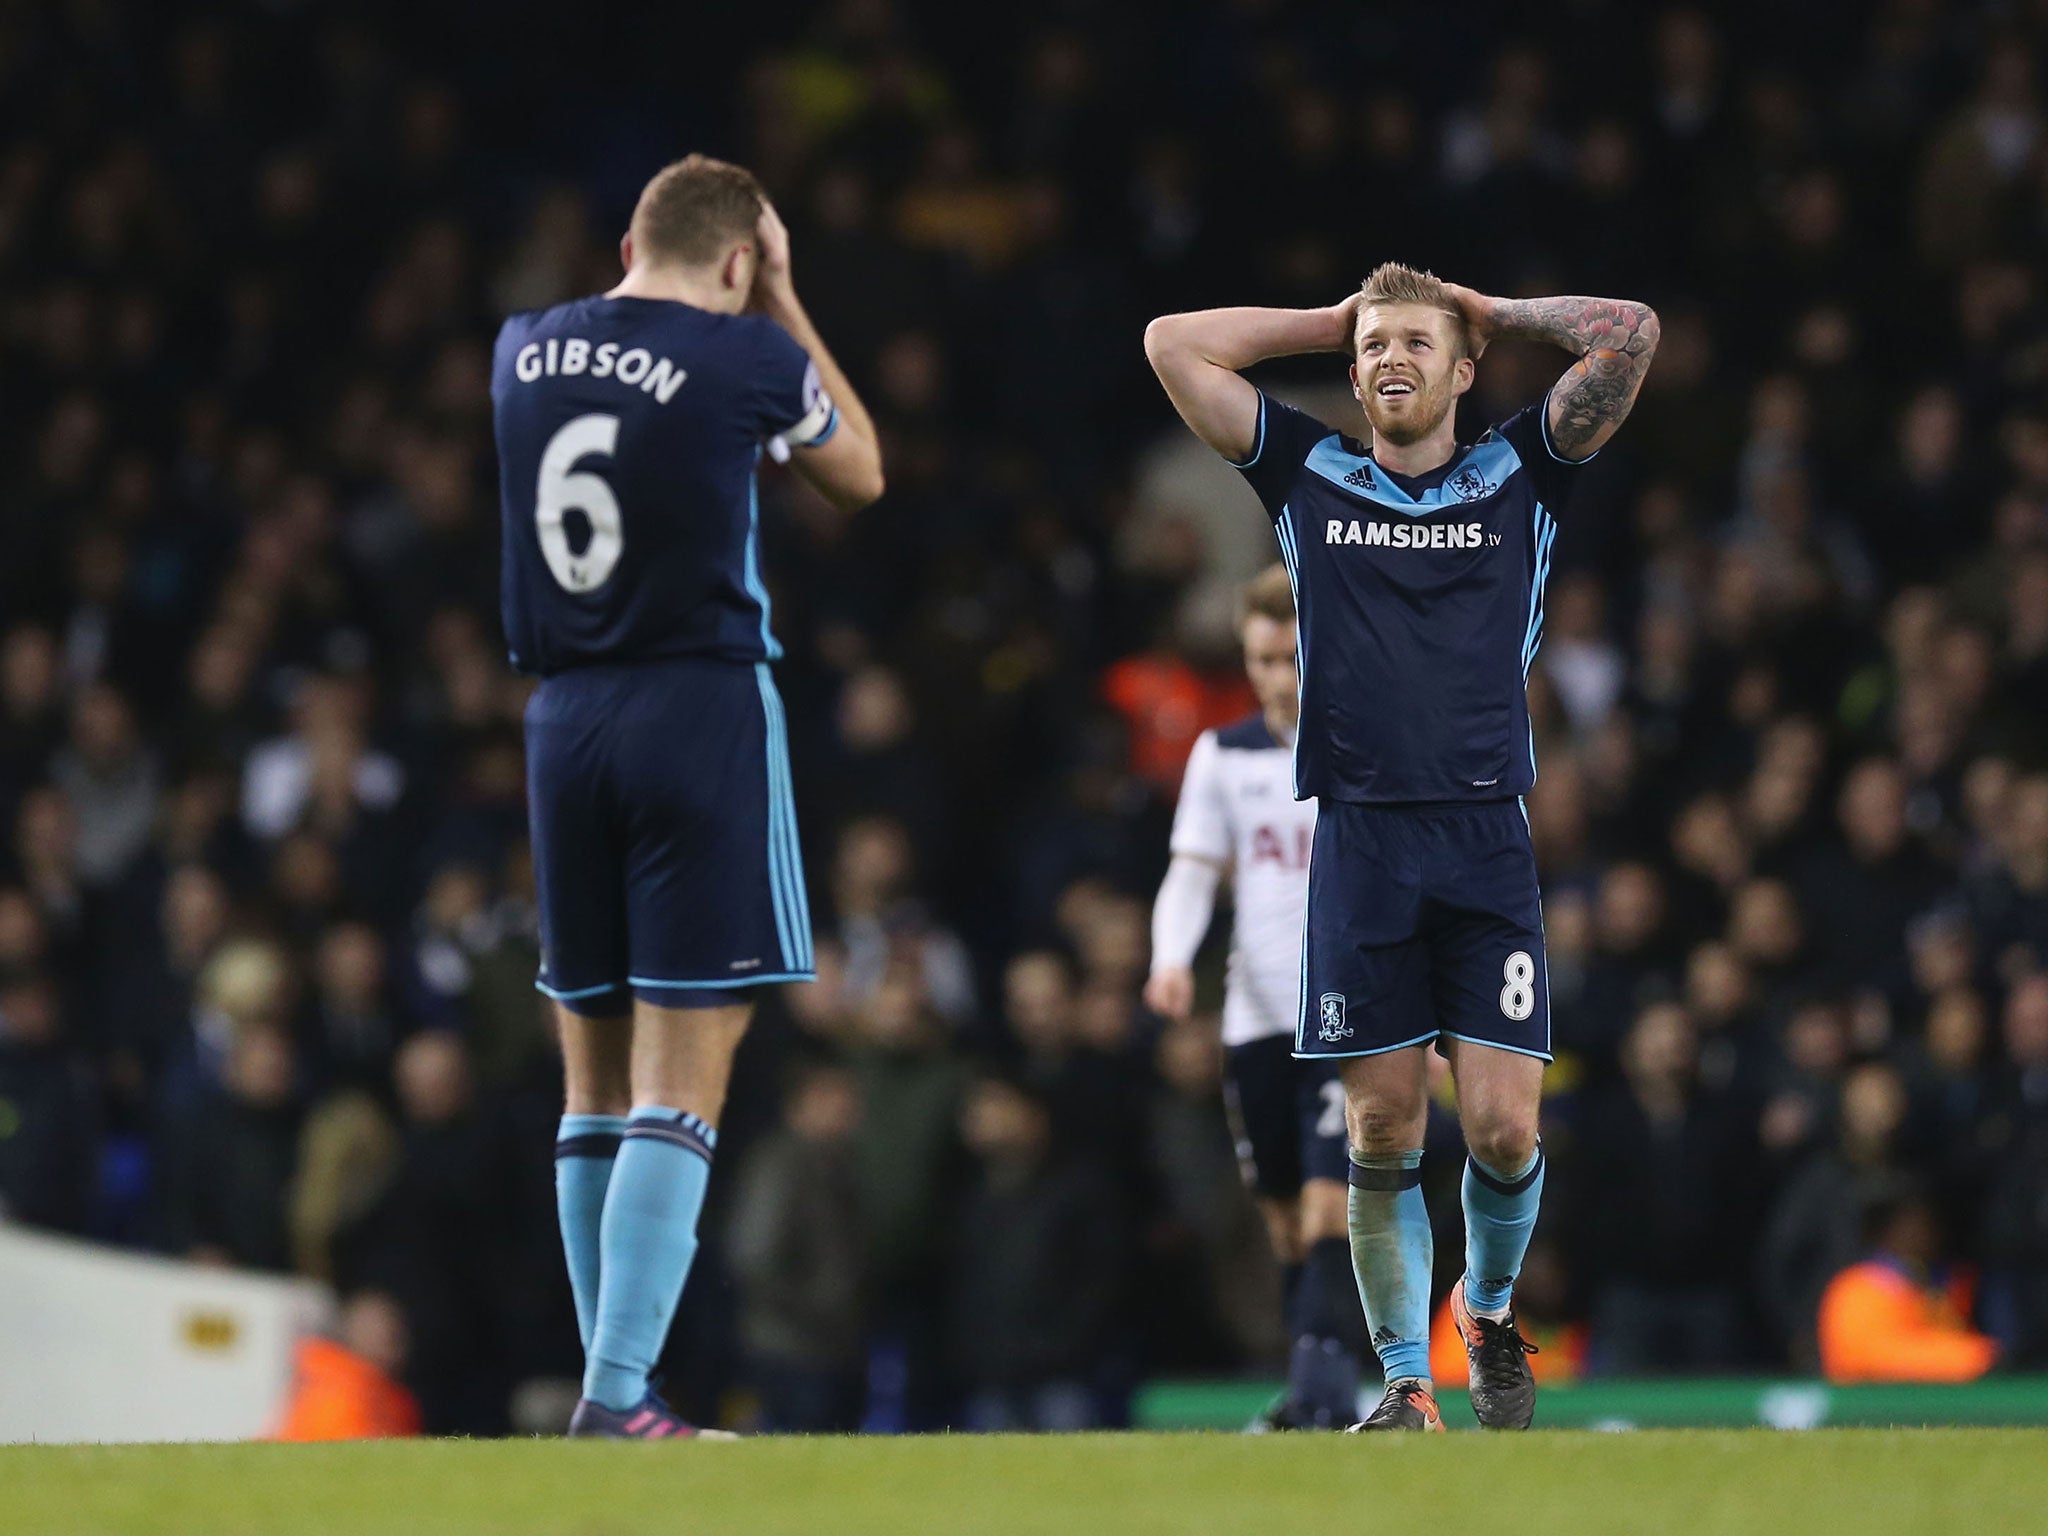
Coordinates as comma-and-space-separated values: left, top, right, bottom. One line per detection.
1319, 992, 1350, 1042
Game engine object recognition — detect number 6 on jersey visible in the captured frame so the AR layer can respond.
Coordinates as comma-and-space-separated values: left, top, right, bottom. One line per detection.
536, 413, 624, 593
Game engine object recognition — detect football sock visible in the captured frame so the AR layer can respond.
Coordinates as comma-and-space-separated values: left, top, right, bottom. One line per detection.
584, 1106, 717, 1410
1463, 1145, 1545, 1320
555, 1113, 627, 1352
1288, 1236, 1365, 1422
1279, 1259, 1304, 1327
1348, 1149, 1433, 1386
1294, 1236, 1366, 1348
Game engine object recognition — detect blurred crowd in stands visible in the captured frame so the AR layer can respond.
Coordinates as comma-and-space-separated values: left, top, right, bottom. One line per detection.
3, 0, 2048, 1432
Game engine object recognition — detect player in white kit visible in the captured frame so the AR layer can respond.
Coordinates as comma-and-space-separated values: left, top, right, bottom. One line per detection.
1145, 564, 1365, 1428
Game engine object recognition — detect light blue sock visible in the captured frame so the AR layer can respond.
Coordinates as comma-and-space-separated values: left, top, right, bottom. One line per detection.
1463, 1146, 1544, 1318
1347, 1149, 1433, 1385
554, 1113, 627, 1351
584, 1106, 717, 1410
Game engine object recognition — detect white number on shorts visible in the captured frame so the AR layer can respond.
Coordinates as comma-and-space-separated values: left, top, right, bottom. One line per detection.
1317, 1079, 1346, 1140
536, 413, 624, 593
1499, 950, 1536, 1022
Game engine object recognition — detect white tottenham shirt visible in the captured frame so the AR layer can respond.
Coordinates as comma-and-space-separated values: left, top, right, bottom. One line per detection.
1169, 715, 1316, 1047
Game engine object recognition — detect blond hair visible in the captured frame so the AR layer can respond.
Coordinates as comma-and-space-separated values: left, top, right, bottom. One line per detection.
630, 154, 765, 267
1358, 262, 1468, 356
1238, 563, 1296, 628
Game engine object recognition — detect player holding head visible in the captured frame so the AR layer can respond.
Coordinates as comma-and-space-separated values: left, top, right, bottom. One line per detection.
1145, 264, 1658, 1430
493, 154, 883, 1439
1145, 565, 1368, 1429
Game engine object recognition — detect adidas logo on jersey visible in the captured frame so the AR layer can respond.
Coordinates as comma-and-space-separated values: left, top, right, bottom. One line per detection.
1343, 464, 1376, 491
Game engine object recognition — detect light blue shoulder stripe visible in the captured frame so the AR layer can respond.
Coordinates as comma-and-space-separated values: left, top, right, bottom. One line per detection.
1304, 434, 1524, 516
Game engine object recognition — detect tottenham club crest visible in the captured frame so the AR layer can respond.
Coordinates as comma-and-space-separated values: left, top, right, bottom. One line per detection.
1448, 464, 1496, 501
1319, 992, 1350, 1042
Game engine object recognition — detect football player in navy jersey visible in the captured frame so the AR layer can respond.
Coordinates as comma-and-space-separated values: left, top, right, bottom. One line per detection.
493, 155, 882, 1439
1144, 265, 1657, 1431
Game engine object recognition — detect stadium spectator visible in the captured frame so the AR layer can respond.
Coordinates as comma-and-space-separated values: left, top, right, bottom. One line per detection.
0, 975, 96, 1234
1978, 974, 2048, 1365
729, 1063, 869, 1432
272, 1289, 422, 1442
1817, 1187, 1998, 1384
949, 1075, 1126, 1430
1759, 1060, 1915, 1368
160, 1018, 301, 1270
1577, 1003, 1755, 1373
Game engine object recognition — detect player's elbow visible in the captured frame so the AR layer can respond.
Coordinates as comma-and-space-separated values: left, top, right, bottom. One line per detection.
1143, 314, 1187, 372
1634, 304, 1662, 357
834, 447, 886, 511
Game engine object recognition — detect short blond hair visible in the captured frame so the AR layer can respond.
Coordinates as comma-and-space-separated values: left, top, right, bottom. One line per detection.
1238, 563, 1296, 628
1358, 262, 1468, 356
630, 154, 765, 267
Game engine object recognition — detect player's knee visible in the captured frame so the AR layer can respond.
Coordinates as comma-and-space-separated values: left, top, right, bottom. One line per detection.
1346, 1095, 1425, 1155
1463, 1108, 1539, 1175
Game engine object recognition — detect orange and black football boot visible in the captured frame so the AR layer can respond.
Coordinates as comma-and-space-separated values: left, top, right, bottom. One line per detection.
1450, 1275, 1539, 1429
1346, 1378, 1446, 1433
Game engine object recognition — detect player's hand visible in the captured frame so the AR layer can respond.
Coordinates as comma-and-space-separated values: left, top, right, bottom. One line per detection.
750, 200, 797, 312
1329, 291, 1362, 351
1144, 966, 1196, 1021
1440, 282, 1498, 358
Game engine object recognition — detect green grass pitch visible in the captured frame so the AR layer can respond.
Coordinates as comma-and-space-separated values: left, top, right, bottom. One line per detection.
5, 1429, 2043, 1535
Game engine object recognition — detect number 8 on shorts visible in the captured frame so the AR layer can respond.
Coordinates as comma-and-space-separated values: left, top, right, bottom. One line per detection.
1500, 950, 1536, 1022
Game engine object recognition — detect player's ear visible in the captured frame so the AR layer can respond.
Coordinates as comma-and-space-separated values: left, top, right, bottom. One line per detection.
721, 241, 752, 293
1349, 360, 1363, 403
1452, 355, 1475, 396
619, 233, 634, 273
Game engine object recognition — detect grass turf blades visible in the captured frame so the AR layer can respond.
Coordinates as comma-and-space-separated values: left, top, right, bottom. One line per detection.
4, 1428, 2045, 1536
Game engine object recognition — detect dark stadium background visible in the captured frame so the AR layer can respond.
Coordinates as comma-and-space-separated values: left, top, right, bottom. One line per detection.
2, 0, 2047, 1433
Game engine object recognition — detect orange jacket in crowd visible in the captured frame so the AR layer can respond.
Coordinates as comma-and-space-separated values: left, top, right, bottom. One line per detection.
270, 1337, 422, 1441
1100, 653, 1254, 795
1428, 1296, 1590, 1388
1816, 1259, 1999, 1384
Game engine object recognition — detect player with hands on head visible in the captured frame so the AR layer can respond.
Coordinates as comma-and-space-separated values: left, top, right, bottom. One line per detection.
1145, 265, 1656, 1432
493, 154, 882, 1441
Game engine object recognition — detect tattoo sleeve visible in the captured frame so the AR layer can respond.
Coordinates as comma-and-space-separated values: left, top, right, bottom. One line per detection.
1486, 296, 1661, 459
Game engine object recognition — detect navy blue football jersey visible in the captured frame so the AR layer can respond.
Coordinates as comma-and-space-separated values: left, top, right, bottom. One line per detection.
1232, 390, 1588, 804
493, 295, 837, 674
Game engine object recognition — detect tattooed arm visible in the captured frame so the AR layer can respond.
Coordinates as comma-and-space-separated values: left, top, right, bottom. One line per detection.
1443, 286, 1660, 461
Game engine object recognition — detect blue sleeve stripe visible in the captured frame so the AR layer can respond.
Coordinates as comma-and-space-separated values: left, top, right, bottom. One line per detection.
1521, 505, 1557, 678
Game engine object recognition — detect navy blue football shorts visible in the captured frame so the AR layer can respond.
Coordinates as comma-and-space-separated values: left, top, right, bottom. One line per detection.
1295, 798, 1550, 1062
524, 657, 814, 1016
1224, 1036, 1352, 1199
